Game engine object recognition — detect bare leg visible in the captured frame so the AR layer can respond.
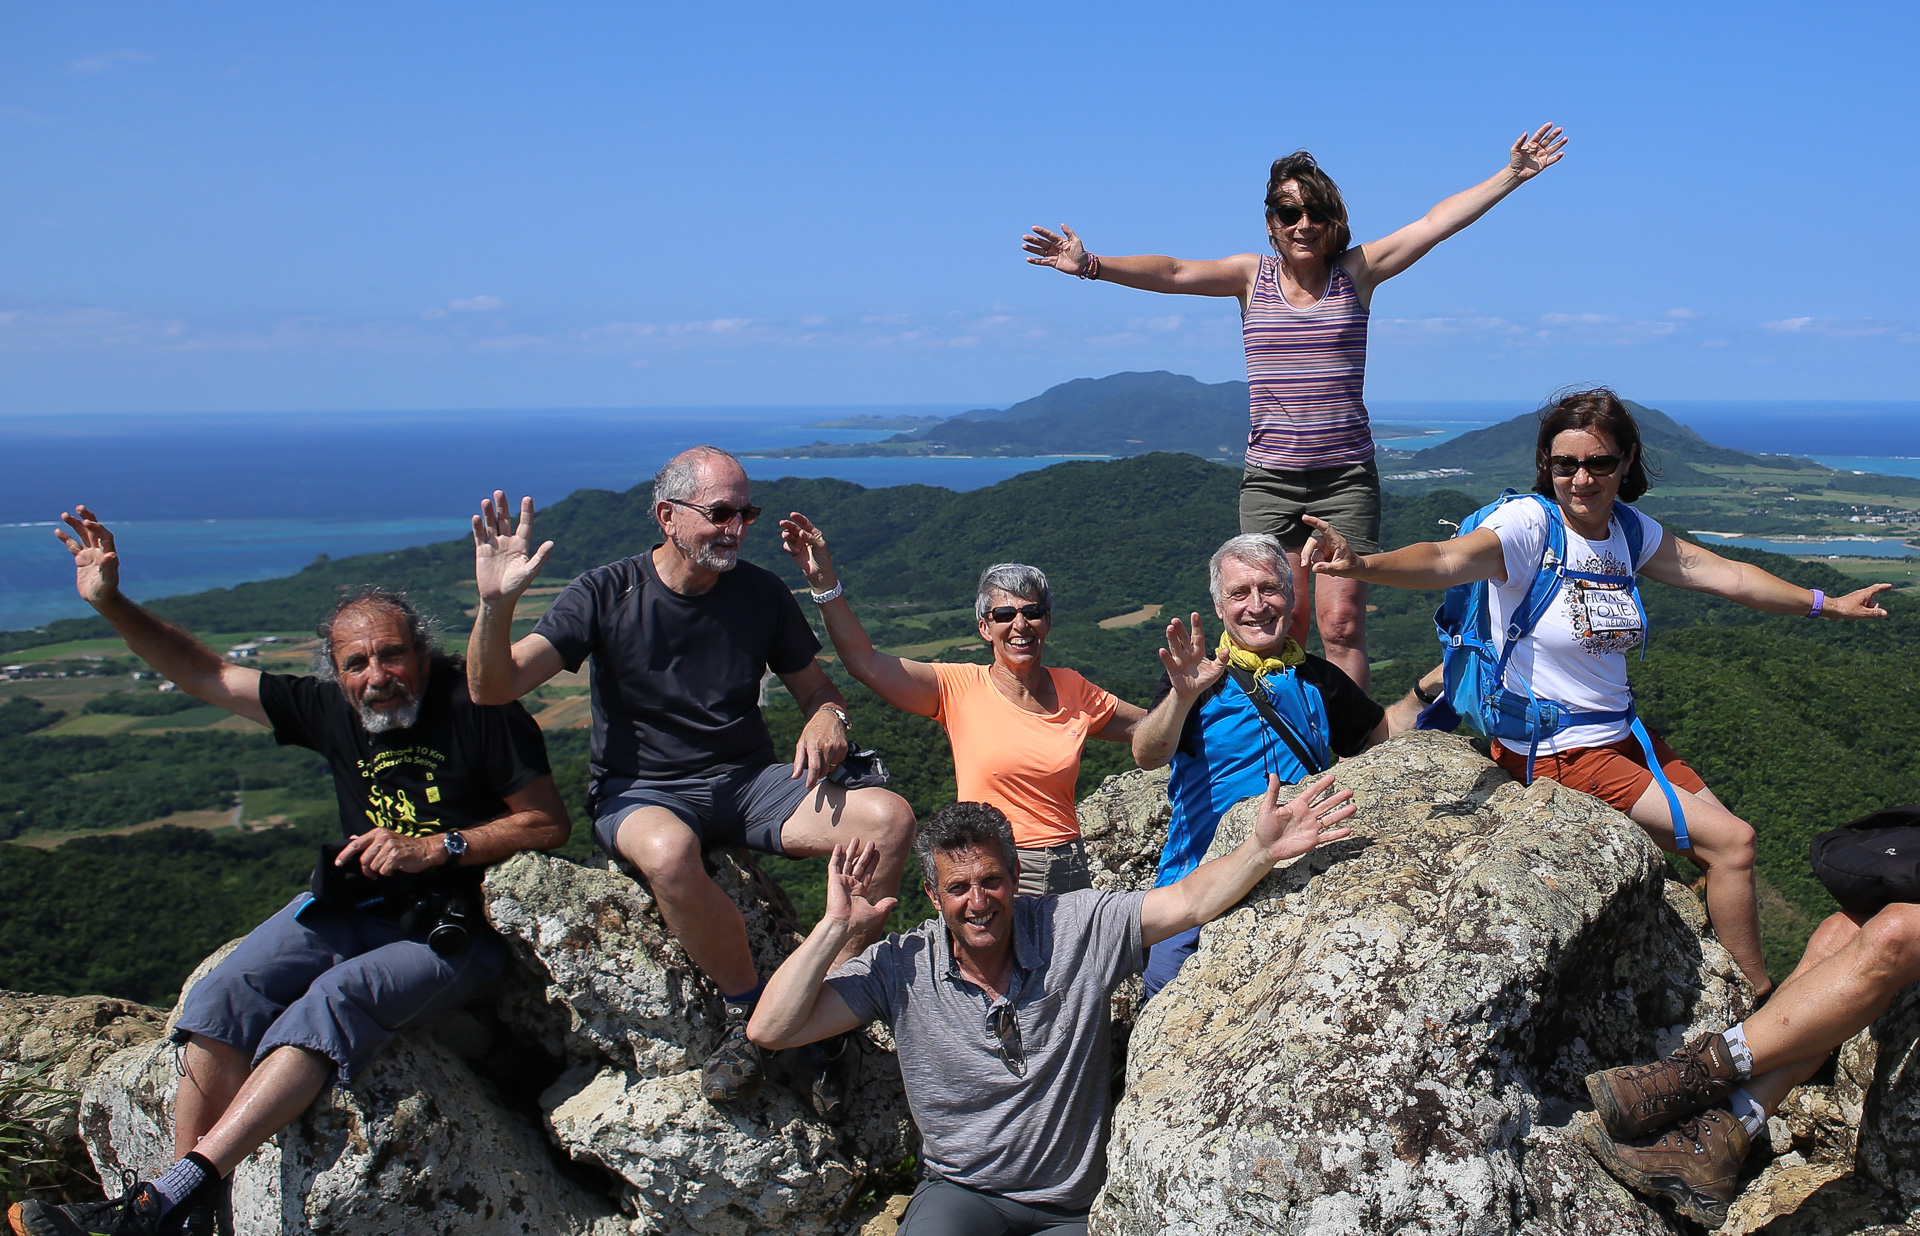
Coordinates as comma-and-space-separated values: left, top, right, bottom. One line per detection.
173, 1035, 251, 1160
1628, 779, 1769, 997
780, 784, 915, 965
1313, 575, 1370, 691
190, 1046, 331, 1177
1286, 555, 1314, 651
616, 808, 760, 995
1744, 904, 1920, 1079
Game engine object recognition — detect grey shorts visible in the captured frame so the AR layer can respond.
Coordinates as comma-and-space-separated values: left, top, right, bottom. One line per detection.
1017, 839, 1092, 898
899, 1179, 1088, 1236
1240, 460, 1382, 555
591, 763, 813, 859
171, 893, 508, 1085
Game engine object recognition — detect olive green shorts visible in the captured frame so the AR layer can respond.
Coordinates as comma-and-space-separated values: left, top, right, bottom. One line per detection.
1238, 460, 1382, 555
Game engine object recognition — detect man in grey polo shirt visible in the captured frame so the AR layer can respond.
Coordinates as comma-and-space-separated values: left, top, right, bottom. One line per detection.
749, 779, 1357, 1234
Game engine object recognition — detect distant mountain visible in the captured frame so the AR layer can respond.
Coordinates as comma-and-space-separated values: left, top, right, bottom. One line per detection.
1385, 401, 1829, 492
753, 371, 1252, 460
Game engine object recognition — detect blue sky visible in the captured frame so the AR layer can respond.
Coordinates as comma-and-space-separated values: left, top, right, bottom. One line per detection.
3, 1, 1916, 414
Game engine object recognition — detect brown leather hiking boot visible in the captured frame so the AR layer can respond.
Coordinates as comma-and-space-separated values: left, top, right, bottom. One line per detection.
1580, 1107, 1752, 1228
1585, 1031, 1743, 1139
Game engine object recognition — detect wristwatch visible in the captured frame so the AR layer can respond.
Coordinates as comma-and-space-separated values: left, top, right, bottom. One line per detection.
819, 704, 851, 735
1413, 682, 1441, 706
441, 831, 469, 866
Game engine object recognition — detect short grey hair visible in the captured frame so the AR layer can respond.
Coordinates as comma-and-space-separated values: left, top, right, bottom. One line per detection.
1208, 534, 1295, 607
915, 802, 1020, 886
652, 445, 744, 506
975, 562, 1052, 622
313, 586, 436, 679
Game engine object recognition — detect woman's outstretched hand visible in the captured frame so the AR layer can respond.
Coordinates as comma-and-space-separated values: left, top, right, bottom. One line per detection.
1509, 123, 1568, 180
1022, 224, 1088, 275
778, 512, 838, 593
1300, 515, 1362, 577
1827, 583, 1895, 620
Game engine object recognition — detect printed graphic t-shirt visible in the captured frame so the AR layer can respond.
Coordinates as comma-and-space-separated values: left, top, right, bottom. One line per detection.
1480, 499, 1664, 753
531, 552, 822, 788
930, 662, 1120, 849
257, 661, 550, 893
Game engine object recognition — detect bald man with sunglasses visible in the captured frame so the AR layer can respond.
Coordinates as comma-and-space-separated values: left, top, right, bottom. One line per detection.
467, 445, 915, 1114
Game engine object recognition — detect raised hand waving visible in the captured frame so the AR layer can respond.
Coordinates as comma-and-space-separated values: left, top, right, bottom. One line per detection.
55, 504, 121, 606
472, 490, 554, 603
1508, 123, 1568, 180
1021, 224, 1089, 276
1159, 612, 1228, 700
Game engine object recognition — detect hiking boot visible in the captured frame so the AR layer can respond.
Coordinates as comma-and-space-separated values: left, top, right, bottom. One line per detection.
700, 998, 765, 1105
9, 1173, 171, 1236
170, 1172, 230, 1236
800, 1034, 850, 1120
1581, 1107, 1752, 1228
1585, 1031, 1743, 1140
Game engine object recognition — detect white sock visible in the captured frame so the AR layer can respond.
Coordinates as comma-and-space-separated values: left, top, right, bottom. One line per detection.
151, 1155, 208, 1214
1721, 1024, 1755, 1078
1728, 1087, 1766, 1136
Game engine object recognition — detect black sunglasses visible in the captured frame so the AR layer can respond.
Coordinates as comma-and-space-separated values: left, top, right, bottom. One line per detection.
1267, 202, 1337, 227
667, 498, 762, 526
990, 1004, 1026, 1077
1547, 454, 1624, 478
986, 603, 1050, 624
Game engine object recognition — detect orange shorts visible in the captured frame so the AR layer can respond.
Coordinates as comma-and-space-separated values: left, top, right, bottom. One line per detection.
1491, 729, 1706, 814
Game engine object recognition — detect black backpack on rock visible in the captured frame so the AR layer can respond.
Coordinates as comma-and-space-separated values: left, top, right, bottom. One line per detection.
1810, 806, 1920, 914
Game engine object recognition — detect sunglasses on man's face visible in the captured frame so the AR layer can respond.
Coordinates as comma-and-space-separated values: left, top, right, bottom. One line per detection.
667, 498, 763, 527
986, 604, 1050, 625
1267, 202, 1336, 227
1547, 454, 1624, 478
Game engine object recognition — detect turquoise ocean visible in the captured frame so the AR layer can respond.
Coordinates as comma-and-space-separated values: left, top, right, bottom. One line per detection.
4, 400, 1917, 632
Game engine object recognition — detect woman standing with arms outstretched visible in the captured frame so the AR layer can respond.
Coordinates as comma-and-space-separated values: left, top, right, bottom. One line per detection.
1023, 124, 1568, 690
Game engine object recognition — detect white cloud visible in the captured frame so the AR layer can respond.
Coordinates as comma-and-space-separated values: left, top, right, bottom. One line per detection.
1541, 312, 1618, 325
1663, 308, 1709, 320
1759, 316, 1892, 337
1761, 317, 1815, 332
67, 49, 154, 73
447, 294, 504, 312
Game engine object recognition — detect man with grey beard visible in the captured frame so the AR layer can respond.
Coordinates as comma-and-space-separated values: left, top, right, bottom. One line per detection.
26, 508, 566, 1236
468, 445, 916, 1113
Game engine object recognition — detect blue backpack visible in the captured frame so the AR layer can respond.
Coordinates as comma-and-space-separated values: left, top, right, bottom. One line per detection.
1416, 491, 1690, 849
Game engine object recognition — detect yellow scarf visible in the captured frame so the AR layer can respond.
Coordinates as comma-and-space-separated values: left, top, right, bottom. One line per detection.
1218, 631, 1305, 680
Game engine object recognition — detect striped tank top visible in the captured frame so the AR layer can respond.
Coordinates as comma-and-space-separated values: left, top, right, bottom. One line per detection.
1241, 254, 1373, 470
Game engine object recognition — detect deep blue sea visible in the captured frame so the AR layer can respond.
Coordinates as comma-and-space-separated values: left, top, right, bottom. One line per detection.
4, 399, 1917, 632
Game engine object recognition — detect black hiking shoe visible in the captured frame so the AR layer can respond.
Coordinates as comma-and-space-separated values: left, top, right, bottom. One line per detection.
1585, 1030, 1743, 1140
800, 1033, 851, 1120
700, 997, 765, 1105
1581, 1106, 1752, 1228
9, 1173, 174, 1236
170, 1172, 230, 1236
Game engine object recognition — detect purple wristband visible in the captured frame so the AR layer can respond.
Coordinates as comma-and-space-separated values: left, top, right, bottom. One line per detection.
1807, 589, 1825, 618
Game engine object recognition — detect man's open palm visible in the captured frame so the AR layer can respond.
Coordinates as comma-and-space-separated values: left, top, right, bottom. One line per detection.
473, 491, 553, 602
825, 839, 897, 937
57, 505, 120, 606
1254, 773, 1356, 863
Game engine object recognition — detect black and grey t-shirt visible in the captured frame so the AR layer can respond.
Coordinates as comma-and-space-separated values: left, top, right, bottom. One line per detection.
530, 550, 821, 788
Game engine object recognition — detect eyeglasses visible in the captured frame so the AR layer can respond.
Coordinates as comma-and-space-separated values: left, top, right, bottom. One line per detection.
1547, 454, 1623, 478
1267, 202, 1337, 227
667, 498, 762, 527
990, 1004, 1026, 1077
986, 603, 1050, 624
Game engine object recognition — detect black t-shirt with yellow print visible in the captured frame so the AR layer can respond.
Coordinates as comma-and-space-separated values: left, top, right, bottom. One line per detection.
257, 659, 550, 893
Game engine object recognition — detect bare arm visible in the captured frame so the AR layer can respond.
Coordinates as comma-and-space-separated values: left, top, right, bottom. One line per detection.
1139, 773, 1355, 946
1089, 698, 1148, 744
1639, 536, 1894, 619
1303, 515, 1508, 591
1133, 613, 1230, 769
1345, 124, 1566, 297
1022, 225, 1261, 300
1364, 664, 1446, 747
777, 513, 942, 715
468, 491, 565, 704
334, 773, 571, 877
749, 839, 894, 1050
778, 659, 856, 789
56, 507, 268, 725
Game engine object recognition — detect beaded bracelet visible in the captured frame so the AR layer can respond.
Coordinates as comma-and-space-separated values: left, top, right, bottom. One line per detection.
1078, 253, 1101, 281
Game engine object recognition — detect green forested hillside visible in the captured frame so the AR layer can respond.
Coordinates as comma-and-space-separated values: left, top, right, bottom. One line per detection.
2, 453, 1914, 1000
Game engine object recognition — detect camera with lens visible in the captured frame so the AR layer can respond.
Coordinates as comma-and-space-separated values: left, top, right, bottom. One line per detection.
399, 888, 477, 957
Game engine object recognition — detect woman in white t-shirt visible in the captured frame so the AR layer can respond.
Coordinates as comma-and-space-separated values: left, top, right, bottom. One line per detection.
1300, 388, 1892, 998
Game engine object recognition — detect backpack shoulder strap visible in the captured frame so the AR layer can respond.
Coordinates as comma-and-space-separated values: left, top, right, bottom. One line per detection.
1506, 493, 1568, 642
1226, 665, 1330, 776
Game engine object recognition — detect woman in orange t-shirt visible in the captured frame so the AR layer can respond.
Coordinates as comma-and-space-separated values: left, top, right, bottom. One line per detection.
780, 513, 1146, 896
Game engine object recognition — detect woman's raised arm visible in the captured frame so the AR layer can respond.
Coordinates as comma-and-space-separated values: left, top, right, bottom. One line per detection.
778, 514, 942, 717
1639, 535, 1893, 620
1302, 514, 1508, 591
1022, 224, 1260, 299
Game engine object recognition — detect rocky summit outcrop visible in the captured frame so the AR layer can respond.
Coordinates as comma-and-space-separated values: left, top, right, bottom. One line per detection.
1086, 731, 1916, 1236
484, 850, 915, 1236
